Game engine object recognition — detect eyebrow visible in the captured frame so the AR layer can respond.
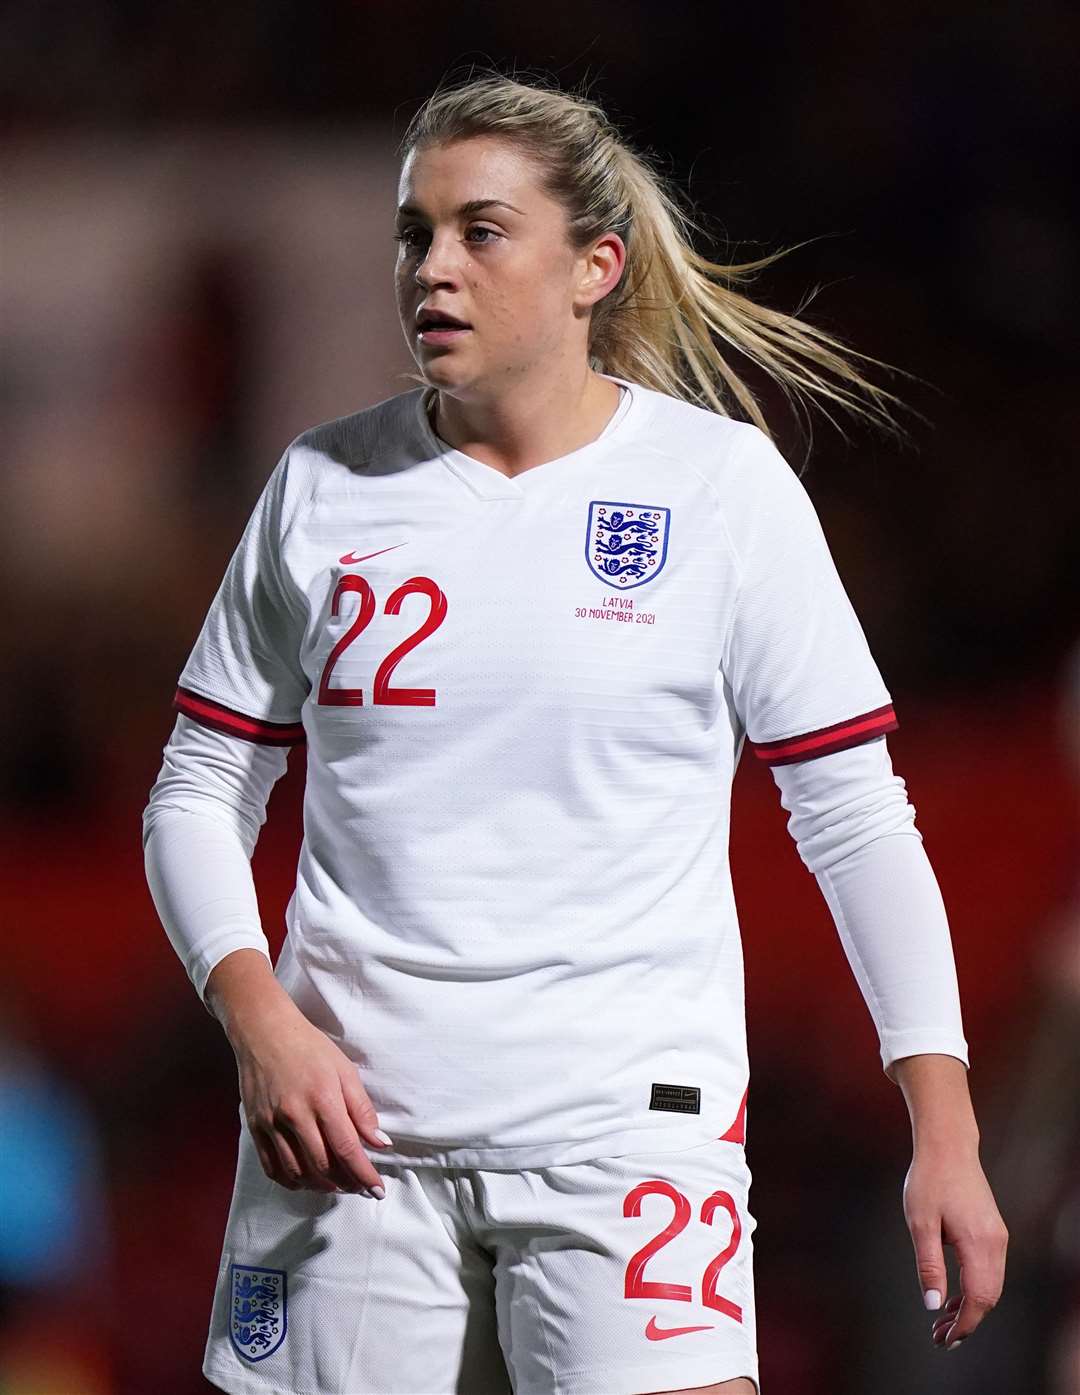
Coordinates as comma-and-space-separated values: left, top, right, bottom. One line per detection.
395, 198, 525, 220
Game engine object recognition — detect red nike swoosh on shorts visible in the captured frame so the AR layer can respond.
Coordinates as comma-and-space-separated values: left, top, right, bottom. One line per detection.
645, 1316, 716, 1340
339, 544, 408, 564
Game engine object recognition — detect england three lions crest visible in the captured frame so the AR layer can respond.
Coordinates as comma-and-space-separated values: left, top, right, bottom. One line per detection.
586, 501, 670, 589
229, 1263, 287, 1362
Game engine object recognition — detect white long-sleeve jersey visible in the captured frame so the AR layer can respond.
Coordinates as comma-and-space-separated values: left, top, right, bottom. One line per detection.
142, 375, 969, 1168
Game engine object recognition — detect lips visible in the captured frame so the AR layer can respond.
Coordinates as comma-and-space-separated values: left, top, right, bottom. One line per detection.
417, 308, 471, 330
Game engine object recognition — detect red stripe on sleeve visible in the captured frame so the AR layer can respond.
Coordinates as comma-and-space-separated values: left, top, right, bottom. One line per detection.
173, 686, 306, 747
749, 703, 898, 766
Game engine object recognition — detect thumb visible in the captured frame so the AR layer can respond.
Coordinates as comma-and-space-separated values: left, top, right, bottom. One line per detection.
912, 1220, 947, 1310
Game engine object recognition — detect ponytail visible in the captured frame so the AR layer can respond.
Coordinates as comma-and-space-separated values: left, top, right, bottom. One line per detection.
400, 68, 923, 451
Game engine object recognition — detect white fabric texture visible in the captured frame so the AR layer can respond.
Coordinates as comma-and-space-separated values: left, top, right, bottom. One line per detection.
770, 734, 968, 1079
202, 1126, 757, 1395
142, 374, 968, 1167
143, 713, 287, 1013
144, 720, 968, 1073
719, 420, 894, 751
177, 443, 311, 729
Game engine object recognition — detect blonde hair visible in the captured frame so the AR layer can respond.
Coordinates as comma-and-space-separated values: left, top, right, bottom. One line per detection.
399, 68, 925, 453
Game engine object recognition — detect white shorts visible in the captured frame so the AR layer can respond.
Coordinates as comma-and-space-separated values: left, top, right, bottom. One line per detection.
203, 1118, 760, 1395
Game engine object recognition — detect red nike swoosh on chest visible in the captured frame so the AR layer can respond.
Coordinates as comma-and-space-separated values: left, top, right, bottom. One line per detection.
645, 1316, 716, 1340
339, 544, 408, 564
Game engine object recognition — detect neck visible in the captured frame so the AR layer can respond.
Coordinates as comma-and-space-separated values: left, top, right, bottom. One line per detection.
430, 365, 622, 479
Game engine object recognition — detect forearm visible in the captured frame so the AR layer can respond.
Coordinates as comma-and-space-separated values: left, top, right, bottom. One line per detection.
891, 1052, 980, 1154
772, 738, 970, 1080
143, 804, 301, 1042
143, 803, 275, 1013
816, 830, 970, 1076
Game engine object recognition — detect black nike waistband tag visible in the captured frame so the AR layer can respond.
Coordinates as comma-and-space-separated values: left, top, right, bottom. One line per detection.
649, 1082, 701, 1114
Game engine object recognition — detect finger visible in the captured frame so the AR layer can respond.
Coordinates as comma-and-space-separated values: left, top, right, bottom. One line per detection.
282, 1114, 343, 1192
265, 1126, 306, 1189
324, 1155, 374, 1195
314, 1116, 375, 1194
943, 1232, 1007, 1347
250, 1124, 295, 1189
267, 1119, 365, 1195
931, 1296, 962, 1345
316, 1101, 386, 1193
339, 1067, 393, 1151
932, 1295, 962, 1325
909, 1214, 948, 1313
273, 1119, 335, 1191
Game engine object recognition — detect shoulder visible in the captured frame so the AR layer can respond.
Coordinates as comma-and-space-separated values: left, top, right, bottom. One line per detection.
629, 386, 821, 578
251, 388, 425, 540
285, 386, 426, 477
630, 383, 796, 497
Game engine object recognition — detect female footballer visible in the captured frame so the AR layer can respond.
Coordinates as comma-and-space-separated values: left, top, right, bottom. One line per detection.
143, 70, 1008, 1395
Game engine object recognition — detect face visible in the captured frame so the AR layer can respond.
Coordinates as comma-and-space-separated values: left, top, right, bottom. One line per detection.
394, 135, 624, 401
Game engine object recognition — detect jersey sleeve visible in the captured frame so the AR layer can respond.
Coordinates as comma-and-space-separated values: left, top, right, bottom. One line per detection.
719, 423, 898, 765
174, 444, 310, 744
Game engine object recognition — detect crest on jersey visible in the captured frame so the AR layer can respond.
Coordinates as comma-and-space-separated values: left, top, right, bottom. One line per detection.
585, 501, 671, 589
229, 1263, 287, 1362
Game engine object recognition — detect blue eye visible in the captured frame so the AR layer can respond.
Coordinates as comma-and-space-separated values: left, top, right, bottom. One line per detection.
393, 225, 499, 251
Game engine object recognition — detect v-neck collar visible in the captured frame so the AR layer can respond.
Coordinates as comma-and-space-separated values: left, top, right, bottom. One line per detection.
415, 374, 640, 501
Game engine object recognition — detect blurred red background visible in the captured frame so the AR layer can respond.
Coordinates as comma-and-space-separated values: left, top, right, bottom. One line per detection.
2, 4, 1077, 1392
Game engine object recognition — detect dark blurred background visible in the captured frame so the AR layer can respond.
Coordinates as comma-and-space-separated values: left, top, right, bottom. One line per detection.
2, 3, 1078, 1392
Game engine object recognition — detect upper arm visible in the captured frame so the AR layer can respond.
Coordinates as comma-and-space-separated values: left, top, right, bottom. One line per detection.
143, 712, 290, 860
719, 424, 898, 767
172, 443, 312, 739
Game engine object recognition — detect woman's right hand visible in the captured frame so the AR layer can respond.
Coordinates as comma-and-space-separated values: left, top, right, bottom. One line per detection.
204, 948, 391, 1196
231, 1002, 391, 1196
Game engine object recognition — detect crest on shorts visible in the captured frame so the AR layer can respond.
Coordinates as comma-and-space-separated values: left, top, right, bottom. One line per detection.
229, 1263, 287, 1361
585, 501, 670, 589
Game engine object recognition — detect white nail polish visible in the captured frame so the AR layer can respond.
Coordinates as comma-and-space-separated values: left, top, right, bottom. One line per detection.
924, 1289, 942, 1310
371, 1184, 386, 1200
373, 1128, 394, 1147
946, 1337, 965, 1351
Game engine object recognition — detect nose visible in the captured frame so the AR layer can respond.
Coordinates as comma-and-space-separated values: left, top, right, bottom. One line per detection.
412, 230, 463, 290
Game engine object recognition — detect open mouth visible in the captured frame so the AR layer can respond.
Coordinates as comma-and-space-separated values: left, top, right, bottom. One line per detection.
418, 323, 471, 343
416, 310, 472, 343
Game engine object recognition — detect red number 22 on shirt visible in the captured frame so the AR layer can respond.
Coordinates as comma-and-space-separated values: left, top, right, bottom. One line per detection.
317, 573, 447, 707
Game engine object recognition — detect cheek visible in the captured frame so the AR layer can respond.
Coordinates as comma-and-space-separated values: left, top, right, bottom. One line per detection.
481, 266, 569, 343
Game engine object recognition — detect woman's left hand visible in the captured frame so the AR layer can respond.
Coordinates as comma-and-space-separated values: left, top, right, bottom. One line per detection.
902, 1143, 1009, 1351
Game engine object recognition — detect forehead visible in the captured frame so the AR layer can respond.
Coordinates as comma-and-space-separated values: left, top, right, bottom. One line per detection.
397, 136, 547, 209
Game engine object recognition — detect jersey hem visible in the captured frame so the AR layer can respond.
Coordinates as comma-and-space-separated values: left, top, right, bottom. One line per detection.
368, 1113, 746, 1170
881, 1037, 970, 1077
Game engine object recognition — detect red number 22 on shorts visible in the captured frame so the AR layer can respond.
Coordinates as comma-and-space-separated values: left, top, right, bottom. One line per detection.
624, 1179, 743, 1323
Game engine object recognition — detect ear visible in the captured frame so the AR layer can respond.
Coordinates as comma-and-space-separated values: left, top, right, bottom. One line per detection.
575, 231, 626, 311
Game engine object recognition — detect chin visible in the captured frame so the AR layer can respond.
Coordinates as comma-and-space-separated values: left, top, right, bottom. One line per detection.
416, 362, 454, 391
417, 355, 473, 389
